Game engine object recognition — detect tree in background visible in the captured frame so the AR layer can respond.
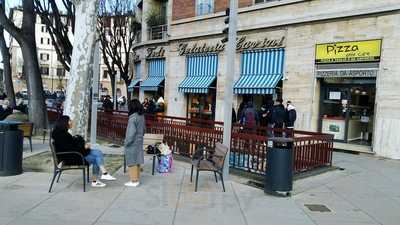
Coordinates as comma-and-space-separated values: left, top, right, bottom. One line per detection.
98, 0, 141, 101
0, 0, 47, 129
33, 0, 74, 72
0, 0, 15, 107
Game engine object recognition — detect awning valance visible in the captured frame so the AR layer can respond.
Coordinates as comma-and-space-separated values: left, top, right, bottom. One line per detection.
178, 76, 216, 93
127, 79, 141, 92
234, 48, 284, 95
140, 59, 165, 91
178, 54, 218, 94
140, 76, 164, 92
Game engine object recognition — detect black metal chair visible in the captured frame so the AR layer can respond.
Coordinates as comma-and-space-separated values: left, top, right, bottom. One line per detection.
190, 142, 228, 192
48, 139, 90, 192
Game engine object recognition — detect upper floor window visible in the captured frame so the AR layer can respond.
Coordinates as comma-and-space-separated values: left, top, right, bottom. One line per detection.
196, 0, 214, 16
103, 70, 108, 79
40, 53, 50, 61
40, 67, 49, 76
56, 68, 65, 77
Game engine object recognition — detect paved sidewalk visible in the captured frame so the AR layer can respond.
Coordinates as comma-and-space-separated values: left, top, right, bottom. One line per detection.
0, 138, 399, 225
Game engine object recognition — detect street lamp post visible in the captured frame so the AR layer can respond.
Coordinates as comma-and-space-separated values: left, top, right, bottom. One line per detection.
222, 0, 238, 180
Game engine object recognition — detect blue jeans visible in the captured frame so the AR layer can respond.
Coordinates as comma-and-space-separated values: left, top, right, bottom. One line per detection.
84, 149, 104, 176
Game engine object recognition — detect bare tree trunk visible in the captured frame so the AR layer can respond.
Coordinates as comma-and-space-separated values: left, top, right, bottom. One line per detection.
21, 40, 48, 129
64, 0, 99, 137
0, 0, 47, 128
0, 27, 15, 107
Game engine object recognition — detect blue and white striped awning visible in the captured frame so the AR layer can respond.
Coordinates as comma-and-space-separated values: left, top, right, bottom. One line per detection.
234, 48, 285, 95
127, 79, 141, 92
128, 62, 142, 92
178, 54, 218, 93
140, 59, 165, 91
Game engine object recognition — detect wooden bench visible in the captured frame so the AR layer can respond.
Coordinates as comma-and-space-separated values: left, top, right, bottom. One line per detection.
190, 142, 228, 192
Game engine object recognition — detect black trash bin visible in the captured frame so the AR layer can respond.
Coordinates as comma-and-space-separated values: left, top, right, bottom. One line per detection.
0, 121, 23, 176
265, 137, 294, 196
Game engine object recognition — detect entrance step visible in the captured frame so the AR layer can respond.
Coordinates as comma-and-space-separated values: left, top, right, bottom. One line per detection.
333, 142, 374, 154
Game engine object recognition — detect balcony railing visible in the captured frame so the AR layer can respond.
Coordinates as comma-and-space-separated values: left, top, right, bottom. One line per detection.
148, 24, 168, 41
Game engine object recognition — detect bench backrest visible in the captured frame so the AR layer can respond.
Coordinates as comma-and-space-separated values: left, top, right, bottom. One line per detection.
211, 142, 228, 171
18, 122, 33, 138
49, 139, 61, 169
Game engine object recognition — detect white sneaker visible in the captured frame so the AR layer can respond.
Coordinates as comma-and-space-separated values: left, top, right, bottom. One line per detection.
124, 181, 140, 187
101, 174, 116, 181
91, 180, 106, 188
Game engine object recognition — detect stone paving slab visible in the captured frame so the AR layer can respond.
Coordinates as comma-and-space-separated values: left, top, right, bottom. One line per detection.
1, 140, 400, 225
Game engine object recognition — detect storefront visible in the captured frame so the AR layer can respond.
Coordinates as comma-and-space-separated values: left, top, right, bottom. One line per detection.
128, 61, 142, 99
316, 39, 381, 147
140, 57, 165, 100
178, 54, 218, 120
233, 47, 285, 121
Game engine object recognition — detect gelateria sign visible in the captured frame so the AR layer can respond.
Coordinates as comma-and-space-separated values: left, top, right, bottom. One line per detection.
177, 36, 285, 55
315, 39, 382, 64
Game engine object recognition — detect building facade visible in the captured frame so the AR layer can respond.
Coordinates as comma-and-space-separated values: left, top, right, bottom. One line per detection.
130, 0, 400, 159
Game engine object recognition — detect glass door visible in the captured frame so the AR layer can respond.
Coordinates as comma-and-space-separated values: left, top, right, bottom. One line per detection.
320, 86, 351, 142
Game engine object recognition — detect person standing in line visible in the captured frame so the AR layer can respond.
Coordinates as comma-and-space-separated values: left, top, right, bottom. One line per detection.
124, 99, 146, 187
265, 99, 275, 137
285, 101, 297, 137
271, 99, 286, 137
142, 98, 149, 112
237, 100, 246, 123
240, 102, 258, 132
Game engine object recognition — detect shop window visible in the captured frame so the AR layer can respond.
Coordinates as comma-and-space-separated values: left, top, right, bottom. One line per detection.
196, 0, 214, 16
188, 92, 216, 120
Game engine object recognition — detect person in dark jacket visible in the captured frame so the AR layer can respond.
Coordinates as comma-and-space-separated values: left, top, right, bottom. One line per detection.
102, 95, 113, 112
51, 115, 116, 188
285, 101, 297, 128
237, 100, 246, 123
270, 99, 286, 137
147, 99, 156, 114
285, 101, 297, 137
240, 102, 259, 131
